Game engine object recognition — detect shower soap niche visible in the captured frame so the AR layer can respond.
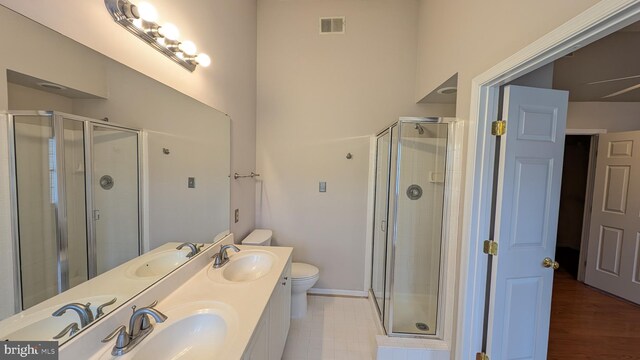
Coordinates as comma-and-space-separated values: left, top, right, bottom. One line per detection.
428, 171, 444, 183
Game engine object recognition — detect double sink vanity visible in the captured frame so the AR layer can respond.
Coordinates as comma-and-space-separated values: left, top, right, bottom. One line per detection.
1, 234, 292, 360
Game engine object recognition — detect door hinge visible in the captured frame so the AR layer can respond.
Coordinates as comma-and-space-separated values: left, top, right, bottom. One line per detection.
491, 120, 506, 136
476, 352, 489, 360
483, 240, 498, 256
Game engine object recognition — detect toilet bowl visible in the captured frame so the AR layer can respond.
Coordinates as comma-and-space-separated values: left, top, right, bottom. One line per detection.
242, 229, 319, 319
290, 262, 319, 319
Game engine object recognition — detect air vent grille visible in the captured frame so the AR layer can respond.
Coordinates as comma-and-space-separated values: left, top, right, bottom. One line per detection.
320, 17, 345, 34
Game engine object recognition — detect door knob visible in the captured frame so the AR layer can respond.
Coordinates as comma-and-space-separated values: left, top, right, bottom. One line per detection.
542, 257, 560, 270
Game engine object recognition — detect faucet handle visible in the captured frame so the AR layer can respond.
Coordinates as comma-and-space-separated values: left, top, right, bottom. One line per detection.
131, 300, 158, 314
96, 298, 117, 318
102, 325, 130, 349
53, 322, 79, 340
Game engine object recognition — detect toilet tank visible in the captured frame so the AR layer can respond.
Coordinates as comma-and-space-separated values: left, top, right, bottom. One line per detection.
241, 229, 273, 246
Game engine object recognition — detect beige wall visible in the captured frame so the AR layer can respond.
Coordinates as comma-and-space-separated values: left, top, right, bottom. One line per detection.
416, 0, 599, 119
568, 102, 640, 131
256, 0, 453, 291
0, 0, 258, 239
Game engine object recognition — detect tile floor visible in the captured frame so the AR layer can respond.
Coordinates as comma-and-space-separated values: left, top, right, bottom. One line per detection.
282, 295, 380, 360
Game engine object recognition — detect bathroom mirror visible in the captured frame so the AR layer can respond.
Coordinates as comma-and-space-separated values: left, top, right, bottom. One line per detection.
0, 5, 230, 343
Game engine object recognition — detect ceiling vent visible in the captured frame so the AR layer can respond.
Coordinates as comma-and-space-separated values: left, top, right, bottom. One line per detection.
320, 17, 345, 34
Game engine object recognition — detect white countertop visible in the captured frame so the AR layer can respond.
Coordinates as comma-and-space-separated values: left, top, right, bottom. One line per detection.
84, 244, 293, 360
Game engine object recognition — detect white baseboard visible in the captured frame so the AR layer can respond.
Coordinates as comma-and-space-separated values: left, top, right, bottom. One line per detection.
308, 288, 368, 297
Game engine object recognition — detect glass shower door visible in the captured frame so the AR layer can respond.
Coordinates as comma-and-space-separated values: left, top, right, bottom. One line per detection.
390, 121, 448, 336
12, 114, 89, 309
91, 125, 140, 275
371, 130, 391, 317
13, 114, 59, 309
62, 118, 89, 289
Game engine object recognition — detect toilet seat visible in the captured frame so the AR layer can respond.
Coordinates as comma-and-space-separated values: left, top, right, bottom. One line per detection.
292, 262, 319, 280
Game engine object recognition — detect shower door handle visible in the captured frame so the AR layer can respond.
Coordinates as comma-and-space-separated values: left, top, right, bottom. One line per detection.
380, 220, 386, 232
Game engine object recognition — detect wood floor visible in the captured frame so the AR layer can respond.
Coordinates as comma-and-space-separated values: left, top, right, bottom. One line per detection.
548, 270, 640, 359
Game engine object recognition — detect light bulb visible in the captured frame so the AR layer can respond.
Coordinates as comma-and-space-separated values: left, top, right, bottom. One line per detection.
179, 41, 197, 56
196, 53, 211, 67
158, 23, 179, 41
137, 2, 158, 22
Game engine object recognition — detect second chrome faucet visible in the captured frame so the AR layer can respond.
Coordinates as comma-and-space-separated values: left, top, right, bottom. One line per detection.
102, 301, 167, 356
212, 244, 241, 268
176, 242, 203, 258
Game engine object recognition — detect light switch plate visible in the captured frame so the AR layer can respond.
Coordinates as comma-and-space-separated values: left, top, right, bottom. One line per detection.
319, 181, 327, 192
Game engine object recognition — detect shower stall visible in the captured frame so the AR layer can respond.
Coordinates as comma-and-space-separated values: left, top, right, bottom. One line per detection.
370, 117, 452, 338
6, 111, 142, 311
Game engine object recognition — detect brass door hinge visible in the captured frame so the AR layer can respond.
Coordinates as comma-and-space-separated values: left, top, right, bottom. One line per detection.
491, 120, 506, 136
476, 352, 489, 360
483, 240, 498, 256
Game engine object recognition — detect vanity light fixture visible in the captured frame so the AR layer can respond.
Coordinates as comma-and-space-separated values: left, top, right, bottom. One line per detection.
104, 0, 211, 72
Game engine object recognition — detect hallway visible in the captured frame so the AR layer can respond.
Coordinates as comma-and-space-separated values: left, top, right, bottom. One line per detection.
548, 270, 640, 359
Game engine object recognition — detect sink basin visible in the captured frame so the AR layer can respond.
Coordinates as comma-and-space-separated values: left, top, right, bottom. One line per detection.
99, 301, 237, 360
0, 295, 119, 342
131, 311, 227, 359
220, 251, 275, 282
127, 250, 190, 278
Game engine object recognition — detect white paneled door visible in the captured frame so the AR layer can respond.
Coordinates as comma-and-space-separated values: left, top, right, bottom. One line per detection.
585, 131, 640, 304
487, 85, 568, 360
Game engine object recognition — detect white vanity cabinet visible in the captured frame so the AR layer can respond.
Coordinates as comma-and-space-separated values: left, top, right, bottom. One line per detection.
268, 260, 292, 359
244, 258, 292, 360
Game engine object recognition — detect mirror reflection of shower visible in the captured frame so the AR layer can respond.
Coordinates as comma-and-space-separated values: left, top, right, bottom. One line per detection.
8, 111, 141, 311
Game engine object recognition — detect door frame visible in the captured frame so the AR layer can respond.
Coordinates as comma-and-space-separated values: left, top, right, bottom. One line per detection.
564, 130, 604, 282
456, 1, 640, 359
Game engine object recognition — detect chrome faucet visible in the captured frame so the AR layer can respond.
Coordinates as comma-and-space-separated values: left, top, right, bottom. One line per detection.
176, 242, 203, 258
52, 303, 94, 328
102, 301, 167, 356
212, 244, 241, 268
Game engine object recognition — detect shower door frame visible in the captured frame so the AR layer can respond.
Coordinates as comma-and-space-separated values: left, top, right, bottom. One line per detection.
370, 116, 454, 339
6, 111, 143, 311
87, 121, 144, 278
369, 128, 393, 319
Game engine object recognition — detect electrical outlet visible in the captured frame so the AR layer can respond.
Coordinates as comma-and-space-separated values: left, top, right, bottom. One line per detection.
235, 209, 239, 223
319, 181, 327, 192
188, 177, 195, 188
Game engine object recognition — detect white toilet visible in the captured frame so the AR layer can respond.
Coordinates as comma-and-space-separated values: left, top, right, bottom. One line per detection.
242, 229, 319, 319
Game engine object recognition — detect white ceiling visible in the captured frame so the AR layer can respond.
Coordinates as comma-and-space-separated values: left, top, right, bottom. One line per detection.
553, 21, 640, 102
